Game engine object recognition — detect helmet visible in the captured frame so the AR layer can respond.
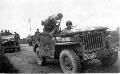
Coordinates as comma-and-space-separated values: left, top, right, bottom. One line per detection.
66, 21, 72, 26
57, 13, 63, 18
37, 28, 39, 30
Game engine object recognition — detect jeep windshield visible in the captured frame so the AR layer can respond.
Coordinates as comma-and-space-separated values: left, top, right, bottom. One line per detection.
1, 35, 15, 42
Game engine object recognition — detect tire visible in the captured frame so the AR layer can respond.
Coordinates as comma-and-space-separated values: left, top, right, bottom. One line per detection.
17, 45, 20, 51
35, 47, 46, 66
59, 49, 81, 73
100, 52, 118, 66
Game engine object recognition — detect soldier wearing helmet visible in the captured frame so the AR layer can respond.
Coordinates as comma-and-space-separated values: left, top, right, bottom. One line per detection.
35, 28, 40, 35
40, 13, 63, 57
62, 21, 73, 33
14, 32, 20, 45
55, 13, 63, 21
41, 13, 63, 34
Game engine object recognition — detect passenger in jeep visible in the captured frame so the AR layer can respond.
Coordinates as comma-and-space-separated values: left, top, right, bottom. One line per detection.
41, 13, 63, 35
62, 21, 73, 33
40, 13, 63, 56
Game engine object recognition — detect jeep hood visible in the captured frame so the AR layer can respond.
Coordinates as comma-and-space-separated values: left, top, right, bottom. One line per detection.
72, 27, 108, 32
57, 27, 108, 37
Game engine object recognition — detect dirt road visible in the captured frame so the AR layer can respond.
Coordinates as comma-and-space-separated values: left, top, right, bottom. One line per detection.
6, 44, 120, 73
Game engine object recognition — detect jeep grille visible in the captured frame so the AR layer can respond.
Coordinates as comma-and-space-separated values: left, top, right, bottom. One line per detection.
83, 32, 104, 52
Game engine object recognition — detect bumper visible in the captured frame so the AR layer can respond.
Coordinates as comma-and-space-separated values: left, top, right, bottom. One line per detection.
96, 47, 118, 58
83, 47, 118, 60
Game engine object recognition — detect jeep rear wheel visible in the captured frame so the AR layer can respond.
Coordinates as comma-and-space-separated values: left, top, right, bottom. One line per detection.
59, 49, 81, 73
100, 52, 118, 66
35, 47, 46, 66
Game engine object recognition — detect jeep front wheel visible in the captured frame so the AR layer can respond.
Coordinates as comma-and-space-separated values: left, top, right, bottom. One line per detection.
100, 52, 118, 66
35, 47, 46, 66
59, 49, 81, 73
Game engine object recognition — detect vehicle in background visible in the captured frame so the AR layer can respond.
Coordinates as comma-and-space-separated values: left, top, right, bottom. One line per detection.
0, 34, 20, 53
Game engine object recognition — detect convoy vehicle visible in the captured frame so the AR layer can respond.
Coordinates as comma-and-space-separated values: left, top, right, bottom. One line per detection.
33, 27, 118, 73
0, 35, 20, 53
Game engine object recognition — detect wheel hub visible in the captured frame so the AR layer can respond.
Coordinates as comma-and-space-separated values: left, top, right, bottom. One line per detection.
64, 57, 73, 70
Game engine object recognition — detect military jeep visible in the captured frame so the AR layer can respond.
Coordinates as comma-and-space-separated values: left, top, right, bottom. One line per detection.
33, 27, 118, 73
0, 35, 20, 53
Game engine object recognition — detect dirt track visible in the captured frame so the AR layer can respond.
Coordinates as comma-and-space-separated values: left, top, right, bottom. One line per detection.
6, 44, 120, 73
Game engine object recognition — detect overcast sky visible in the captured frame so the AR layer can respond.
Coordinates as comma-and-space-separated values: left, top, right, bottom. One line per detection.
0, 0, 120, 38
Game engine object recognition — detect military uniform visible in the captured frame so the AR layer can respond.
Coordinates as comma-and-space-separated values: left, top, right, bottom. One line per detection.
14, 32, 20, 44
42, 15, 60, 34
39, 13, 63, 57
35, 30, 40, 36
62, 28, 73, 33
62, 21, 73, 33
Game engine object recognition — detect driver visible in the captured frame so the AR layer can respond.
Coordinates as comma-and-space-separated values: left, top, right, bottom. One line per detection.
62, 21, 73, 33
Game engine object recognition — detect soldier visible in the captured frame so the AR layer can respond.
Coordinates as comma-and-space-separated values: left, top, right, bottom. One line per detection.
1, 30, 3, 36
62, 21, 73, 33
14, 32, 20, 45
7, 30, 11, 35
1, 30, 3, 33
4, 30, 8, 35
41, 13, 63, 35
35, 28, 40, 36
40, 13, 63, 57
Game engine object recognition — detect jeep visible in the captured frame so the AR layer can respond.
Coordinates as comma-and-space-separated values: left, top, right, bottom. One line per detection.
0, 35, 20, 53
33, 27, 118, 73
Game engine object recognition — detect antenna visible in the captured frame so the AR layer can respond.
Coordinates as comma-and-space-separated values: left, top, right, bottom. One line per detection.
29, 18, 31, 35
